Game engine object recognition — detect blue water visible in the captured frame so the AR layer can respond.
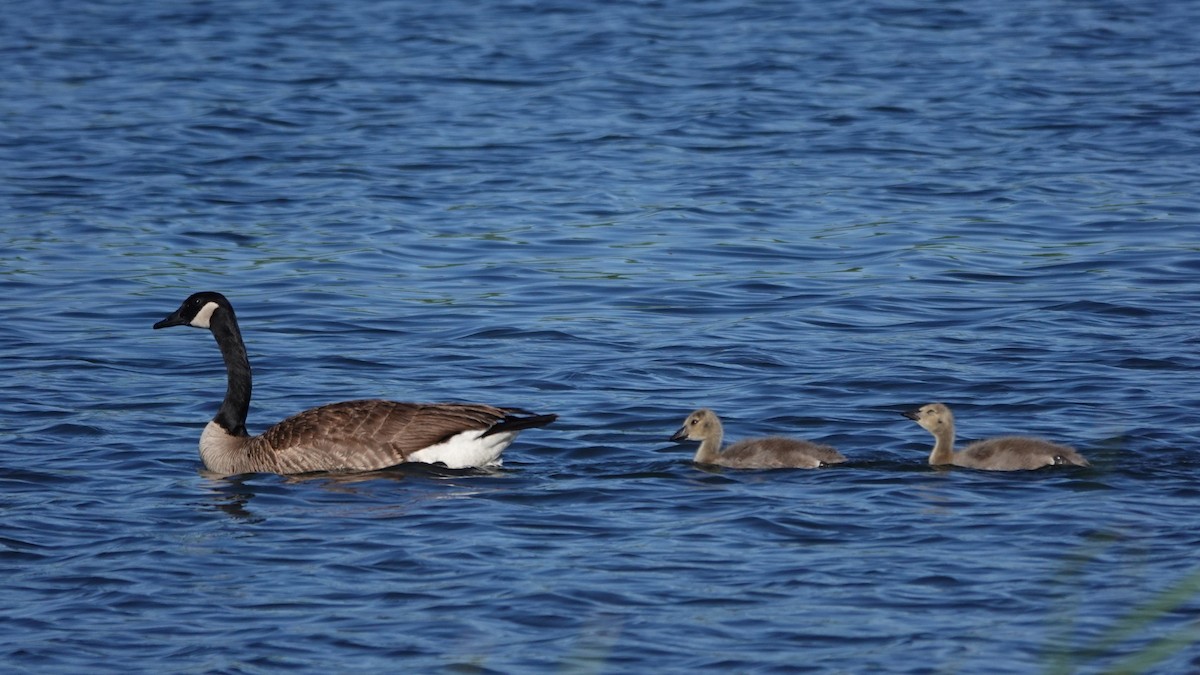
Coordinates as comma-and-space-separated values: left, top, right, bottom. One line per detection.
3, 0, 1200, 672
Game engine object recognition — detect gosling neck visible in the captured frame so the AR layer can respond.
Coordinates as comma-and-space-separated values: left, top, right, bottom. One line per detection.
694, 420, 724, 464
208, 306, 251, 437
928, 424, 956, 465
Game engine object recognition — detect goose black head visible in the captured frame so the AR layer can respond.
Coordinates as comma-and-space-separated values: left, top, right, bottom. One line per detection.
154, 291, 232, 330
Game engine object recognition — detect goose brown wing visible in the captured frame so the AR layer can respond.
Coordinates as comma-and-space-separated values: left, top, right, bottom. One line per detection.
257, 399, 518, 473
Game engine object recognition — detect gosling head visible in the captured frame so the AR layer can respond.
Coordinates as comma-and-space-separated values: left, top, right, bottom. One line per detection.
902, 402, 954, 435
154, 291, 232, 330
670, 408, 721, 442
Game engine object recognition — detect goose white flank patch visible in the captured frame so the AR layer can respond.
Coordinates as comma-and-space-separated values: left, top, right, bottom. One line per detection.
902, 402, 1088, 471
153, 291, 556, 476
670, 408, 846, 469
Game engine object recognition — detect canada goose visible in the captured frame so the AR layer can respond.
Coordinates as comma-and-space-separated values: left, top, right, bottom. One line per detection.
901, 402, 1088, 471
153, 291, 556, 476
669, 408, 846, 469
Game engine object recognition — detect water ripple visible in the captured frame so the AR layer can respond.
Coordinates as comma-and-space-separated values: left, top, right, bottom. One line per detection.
3, 0, 1200, 672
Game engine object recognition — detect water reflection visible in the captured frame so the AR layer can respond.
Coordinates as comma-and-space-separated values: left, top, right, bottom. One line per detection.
195, 463, 511, 522
200, 476, 262, 523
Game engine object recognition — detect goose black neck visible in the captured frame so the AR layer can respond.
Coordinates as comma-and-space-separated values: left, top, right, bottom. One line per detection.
209, 305, 251, 437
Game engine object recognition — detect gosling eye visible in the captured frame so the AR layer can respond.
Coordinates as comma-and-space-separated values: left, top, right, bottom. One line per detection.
689, 418, 699, 425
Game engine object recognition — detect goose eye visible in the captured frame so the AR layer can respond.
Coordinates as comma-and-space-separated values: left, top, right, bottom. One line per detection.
690, 418, 698, 425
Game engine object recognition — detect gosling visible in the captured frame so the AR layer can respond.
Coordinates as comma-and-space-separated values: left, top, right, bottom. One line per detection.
902, 402, 1089, 471
670, 408, 846, 469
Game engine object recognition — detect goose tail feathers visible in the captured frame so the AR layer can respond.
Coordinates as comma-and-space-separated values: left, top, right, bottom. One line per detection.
484, 411, 559, 437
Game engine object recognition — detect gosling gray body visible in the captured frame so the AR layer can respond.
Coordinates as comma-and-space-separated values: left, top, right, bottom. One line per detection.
902, 402, 1088, 471
154, 291, 556, 476
670, 408, 845, 469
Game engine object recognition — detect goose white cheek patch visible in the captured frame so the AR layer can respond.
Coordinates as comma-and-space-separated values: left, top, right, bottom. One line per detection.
190, 301, 220, 329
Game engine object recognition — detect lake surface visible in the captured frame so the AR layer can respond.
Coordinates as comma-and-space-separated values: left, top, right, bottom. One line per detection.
3, 0, 1200, 672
